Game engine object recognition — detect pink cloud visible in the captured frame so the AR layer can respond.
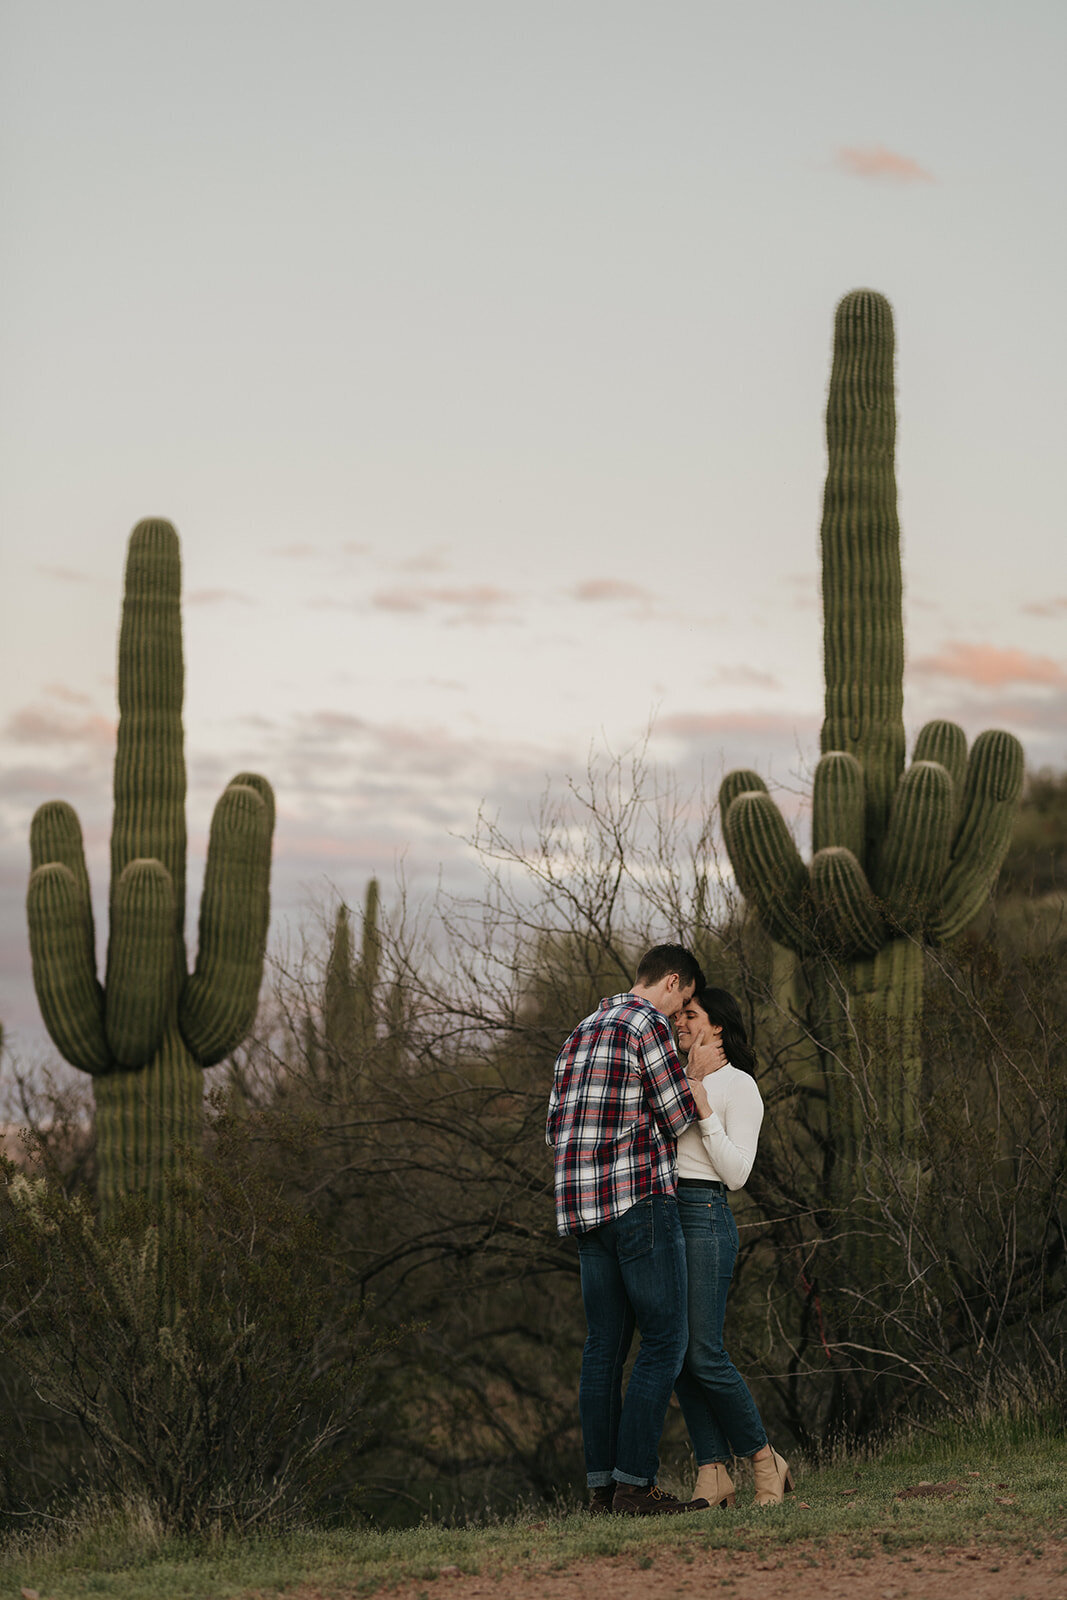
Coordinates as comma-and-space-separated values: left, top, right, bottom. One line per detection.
44, 682, 92, 707
371, 585, 510, 615
837, 145, 934, 183
1022, 596, 1067, 618
658, 710, 816, 738
371, 589, 426, 613
185, 587, 254, 606
36, 564, 92, 583
427, 586, 508, 608
395, 545, 451, 574
912, 641, 1066, 688
271, 542, 320, 560
707, 666, 782, 691
6, 705, 115, 749
571, 579, 647, 603
299, 710, 367, 738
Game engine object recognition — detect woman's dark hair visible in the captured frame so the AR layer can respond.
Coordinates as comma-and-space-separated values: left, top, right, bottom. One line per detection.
693, 986, 756, 1077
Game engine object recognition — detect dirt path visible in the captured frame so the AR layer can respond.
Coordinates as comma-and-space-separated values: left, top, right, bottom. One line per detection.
324, 1537, 1067, 1600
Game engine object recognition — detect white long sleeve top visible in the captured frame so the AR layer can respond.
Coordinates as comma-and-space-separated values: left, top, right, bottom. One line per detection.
674, 1062, 764, 1190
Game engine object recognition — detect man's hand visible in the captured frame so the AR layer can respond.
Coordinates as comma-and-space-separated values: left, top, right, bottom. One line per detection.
688, 1029, 727, 1080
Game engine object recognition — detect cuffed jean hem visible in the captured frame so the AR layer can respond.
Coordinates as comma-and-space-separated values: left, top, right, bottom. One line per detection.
693, 1436, 767, 1467
612, 1468, 651, 1486
586, 1471, 615, 1488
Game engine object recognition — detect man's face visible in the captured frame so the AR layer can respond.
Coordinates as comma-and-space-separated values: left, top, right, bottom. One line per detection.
661, 977, 695, 1020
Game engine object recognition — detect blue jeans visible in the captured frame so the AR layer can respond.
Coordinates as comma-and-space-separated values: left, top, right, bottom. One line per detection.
576, 1194, 689, 1487
673, 1185, 768, 1462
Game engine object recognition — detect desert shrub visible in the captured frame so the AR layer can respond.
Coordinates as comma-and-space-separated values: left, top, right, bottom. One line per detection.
682, 895, 1067, 1453
0, 1095, 392, 1534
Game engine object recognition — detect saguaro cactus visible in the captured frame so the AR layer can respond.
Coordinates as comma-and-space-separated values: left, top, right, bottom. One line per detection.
719, 291, 1023, 1157
323, 878, 381, 1065
27, 520, 274, 1214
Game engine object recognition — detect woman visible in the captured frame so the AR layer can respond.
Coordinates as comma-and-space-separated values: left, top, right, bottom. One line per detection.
673, 986, 794, 1507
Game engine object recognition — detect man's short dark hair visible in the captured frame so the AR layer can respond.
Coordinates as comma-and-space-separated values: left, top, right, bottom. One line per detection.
634, 944, 705, 993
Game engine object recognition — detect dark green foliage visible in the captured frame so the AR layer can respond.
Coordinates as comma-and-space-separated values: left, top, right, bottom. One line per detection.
0, 1098, 387, 1534
998, 768, 1067, 898
26, 521, 274, 1213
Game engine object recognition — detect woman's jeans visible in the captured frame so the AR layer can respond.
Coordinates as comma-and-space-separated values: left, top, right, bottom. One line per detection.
673, 1184, 768, 1463
576, 1194, 689, 1487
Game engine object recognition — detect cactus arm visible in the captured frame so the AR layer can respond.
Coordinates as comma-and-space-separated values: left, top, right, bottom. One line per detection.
812, 751, 865, 857
723, 791, 810, 954
819, 290, 905, 859
178, 779, 274, 1066
27, 864, 111, 1073
30, 800, 95, 913
912, 720, 967, 798
229, 770, 276, 833
873, 760, 954, 931
934, 730, 1025, 941
719, 769, 768, 818
104, 860, 175, 1067
810, 846, 885, 956
111, 519, 187, 966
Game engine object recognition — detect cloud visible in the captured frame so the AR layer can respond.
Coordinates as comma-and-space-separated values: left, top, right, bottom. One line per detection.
1022, 596, 1067, 618
705, 666, 782, 691
395, 545, 451, 574
44, 682, 92, 707
271, 542, 320, 560
5, 704, 115, 750
370, 585, 512, 619
911, 641, 1066, 689
185, 587, 255, 607
292, 710, 368, 742
370, 589, 424, 613
571, 579, 648, 604
35, 564, 92, 583
658, 710, 817, 739
836, 145, 934, 183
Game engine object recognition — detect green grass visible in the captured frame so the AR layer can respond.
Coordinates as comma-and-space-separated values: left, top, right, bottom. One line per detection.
4, 1418, 1065, 1599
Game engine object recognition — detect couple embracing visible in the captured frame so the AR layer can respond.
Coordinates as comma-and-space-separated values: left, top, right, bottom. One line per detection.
546, 944, 794, 1516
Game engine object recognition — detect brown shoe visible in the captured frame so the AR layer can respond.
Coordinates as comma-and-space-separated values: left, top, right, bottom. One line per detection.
612, 1483, 710, 1517
588, 1485, 616, 1515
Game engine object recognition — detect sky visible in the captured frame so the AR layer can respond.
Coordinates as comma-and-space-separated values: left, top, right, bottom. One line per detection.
1, 0, 1064, 1050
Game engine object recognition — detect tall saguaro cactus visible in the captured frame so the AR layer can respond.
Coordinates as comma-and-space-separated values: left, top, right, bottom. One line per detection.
27, 520, 274, 1215
719, 291, 1023, 1158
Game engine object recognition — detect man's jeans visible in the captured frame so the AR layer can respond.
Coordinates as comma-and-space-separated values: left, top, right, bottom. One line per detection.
576, 1194, 689, 1487
673, 1186, 768, 1462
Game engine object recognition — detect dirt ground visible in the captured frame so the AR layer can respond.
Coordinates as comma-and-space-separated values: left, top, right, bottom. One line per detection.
338, 1537, 1067, 1600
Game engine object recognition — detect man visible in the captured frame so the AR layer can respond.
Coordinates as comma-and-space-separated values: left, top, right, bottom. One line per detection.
547, 943, 715, 1516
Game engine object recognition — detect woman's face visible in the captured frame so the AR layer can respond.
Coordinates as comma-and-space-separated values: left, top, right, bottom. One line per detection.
676, 999, 711, 1052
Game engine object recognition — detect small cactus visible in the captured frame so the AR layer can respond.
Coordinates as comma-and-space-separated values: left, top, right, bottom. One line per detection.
323, 878, 381, 1069
27, 520, 274, 1215
720, 292, 1023, 1158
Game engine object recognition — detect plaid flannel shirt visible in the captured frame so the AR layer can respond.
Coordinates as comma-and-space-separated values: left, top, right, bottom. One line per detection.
545, 991, 699, 1236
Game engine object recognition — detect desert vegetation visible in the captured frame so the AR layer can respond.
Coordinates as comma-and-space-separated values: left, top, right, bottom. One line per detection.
1, 291, 1062, 1557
